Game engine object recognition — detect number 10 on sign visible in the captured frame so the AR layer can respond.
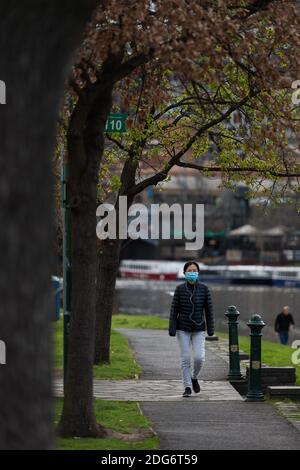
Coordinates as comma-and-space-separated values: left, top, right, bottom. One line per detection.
105, 114, 127, 133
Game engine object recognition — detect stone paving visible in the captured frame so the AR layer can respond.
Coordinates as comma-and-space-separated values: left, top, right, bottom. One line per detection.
54, 378, 243, 402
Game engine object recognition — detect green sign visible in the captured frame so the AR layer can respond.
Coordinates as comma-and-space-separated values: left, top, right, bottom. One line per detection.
105, 113, 127, 133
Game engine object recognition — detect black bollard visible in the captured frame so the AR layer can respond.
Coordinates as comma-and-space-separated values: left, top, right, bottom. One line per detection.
246, 314, 265, 402
224, 306, 243, 380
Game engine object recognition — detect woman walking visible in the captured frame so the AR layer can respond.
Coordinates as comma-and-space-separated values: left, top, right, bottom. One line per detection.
169, 261, 214, 397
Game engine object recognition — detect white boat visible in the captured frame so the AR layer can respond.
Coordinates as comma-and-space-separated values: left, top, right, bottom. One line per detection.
119, 259, 205, 281
271, 267, 300, 287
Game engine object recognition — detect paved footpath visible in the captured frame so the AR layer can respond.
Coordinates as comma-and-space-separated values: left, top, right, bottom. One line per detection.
54, 328, 300, 450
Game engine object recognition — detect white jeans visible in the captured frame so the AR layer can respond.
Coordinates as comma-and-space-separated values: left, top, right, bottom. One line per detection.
176, 330, 206, 388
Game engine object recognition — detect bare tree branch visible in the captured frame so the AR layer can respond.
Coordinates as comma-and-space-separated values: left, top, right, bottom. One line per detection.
105, 134, 129, 152
176, 161, 300, 178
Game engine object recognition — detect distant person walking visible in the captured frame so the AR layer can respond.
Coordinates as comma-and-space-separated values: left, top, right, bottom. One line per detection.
169, 261, 214, 397
274, 306, 295, 345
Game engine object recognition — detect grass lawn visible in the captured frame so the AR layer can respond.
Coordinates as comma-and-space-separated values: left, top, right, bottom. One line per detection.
218, 331, 300, 385
55, 399, 159, 450
112, 313, 169, 330
53, 317, 141, 379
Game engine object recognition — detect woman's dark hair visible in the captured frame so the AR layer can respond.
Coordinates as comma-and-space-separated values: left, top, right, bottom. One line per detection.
183, 261, 200, 273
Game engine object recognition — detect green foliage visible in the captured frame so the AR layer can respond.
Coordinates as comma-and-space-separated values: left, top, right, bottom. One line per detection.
92, 42, 300, 207
110, 174, 122, 192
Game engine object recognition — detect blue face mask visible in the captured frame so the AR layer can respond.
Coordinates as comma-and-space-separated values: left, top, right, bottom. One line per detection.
185, 271, 199, 283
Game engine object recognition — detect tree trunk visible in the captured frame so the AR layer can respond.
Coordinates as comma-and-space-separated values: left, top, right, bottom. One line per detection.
0, 0, 97, 449
94, 157, 137, 365
94, 238, 122, 364
58, 87, 113, 437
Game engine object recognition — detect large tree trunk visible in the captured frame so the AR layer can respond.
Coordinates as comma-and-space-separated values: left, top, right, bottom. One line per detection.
58, 87, 114, 437
0, 1, 97, 449
94, 238, 122, 364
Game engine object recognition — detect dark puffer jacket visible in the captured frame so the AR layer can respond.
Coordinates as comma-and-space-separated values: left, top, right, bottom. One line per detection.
169, 281, 214, 336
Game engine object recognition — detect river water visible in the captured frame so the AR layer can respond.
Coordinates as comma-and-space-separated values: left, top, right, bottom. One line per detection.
115, 279, 300, 342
